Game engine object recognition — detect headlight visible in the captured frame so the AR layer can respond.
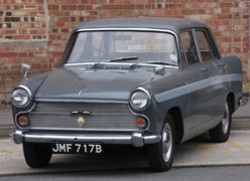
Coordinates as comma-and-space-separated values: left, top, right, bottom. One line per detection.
11, 86, 32, 108
130, 88, 151, 110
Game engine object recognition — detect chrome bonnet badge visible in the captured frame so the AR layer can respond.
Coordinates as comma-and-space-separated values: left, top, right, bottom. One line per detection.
76, 117, 86, 127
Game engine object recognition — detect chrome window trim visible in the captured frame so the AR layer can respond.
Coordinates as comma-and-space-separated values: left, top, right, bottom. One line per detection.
66, 27, 180, 67
76, 27, 177, 35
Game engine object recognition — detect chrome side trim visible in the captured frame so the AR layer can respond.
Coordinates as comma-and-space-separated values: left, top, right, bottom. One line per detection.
155, 74, 242, 103
11, 130, 161, 147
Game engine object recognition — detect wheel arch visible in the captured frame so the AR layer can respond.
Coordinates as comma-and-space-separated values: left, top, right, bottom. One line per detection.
167, 107, 184, 143
227, 92, 235, 113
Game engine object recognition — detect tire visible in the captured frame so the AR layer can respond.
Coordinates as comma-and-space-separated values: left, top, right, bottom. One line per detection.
209, 99, 232, 143
147, 114, 175, 172
23, 142, 52, 168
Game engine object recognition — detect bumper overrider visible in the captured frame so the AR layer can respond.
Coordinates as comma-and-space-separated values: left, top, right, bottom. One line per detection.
10, 130, 161, 148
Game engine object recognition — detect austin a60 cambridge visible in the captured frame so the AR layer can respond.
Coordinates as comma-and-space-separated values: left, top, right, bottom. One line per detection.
11, 18, 244, 171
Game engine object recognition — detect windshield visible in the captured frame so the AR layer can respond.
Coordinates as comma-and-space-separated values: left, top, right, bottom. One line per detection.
67, 30, 178, 66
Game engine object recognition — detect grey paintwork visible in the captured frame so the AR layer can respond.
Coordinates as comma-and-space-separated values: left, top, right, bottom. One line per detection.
11, 18, 243, 146
34, 64, 175, 101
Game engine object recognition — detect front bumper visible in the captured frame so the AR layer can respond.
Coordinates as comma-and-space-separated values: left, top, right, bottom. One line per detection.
10, 130, 161, 148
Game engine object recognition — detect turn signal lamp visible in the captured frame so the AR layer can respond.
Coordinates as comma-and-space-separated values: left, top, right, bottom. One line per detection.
136, 117, 147, 129
17, 115, 29, 127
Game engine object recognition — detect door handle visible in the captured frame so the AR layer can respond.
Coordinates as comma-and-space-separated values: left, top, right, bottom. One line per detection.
219, 63, 225, 68
202, 68, 211, 76
218, 63, 229, 73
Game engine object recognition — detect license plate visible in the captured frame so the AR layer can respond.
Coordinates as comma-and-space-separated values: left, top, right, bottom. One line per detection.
51, 143, 103, 154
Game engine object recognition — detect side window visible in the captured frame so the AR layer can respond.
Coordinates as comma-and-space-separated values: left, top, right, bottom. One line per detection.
68, 33, 87, 62
180, 31, 199, 65
195, 30, 214, 62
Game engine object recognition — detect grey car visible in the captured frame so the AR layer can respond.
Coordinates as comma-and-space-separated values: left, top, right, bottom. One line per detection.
11, 18, 244, 172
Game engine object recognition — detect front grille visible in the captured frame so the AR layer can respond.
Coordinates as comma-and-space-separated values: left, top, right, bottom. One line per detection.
27, 102, 139, 131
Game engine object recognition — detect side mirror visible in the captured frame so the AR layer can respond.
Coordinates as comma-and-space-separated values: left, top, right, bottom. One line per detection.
22, 64, 32, 79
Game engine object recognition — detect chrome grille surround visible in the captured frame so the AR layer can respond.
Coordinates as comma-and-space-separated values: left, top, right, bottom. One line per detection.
20, 102, 147, 131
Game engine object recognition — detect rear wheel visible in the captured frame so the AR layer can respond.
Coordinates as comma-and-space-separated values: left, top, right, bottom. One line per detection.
23, 142, 52, 168
209, 99, 232, 143
147, 114, 175, 172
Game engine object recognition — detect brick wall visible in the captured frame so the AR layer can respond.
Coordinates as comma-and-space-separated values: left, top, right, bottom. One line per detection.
0, 0, 250, 108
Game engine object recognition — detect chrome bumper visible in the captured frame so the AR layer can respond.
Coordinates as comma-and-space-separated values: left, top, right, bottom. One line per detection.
10, 130, 161, 148
239, 96, 248, 106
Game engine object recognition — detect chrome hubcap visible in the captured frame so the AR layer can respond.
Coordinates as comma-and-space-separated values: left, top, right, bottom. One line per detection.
162, 123, 173, 162
222, 103, 230, 134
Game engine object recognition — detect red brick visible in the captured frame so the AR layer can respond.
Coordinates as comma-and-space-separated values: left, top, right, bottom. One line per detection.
0, 0, 249, 108
1, 52, 18, 57
219, 3, 234, 8
13, 35, 30, 39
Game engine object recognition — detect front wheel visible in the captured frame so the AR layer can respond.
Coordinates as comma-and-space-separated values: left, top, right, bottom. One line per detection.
209, 100, 232, 143
147, 114, 175, 172
23, 142, 52, 168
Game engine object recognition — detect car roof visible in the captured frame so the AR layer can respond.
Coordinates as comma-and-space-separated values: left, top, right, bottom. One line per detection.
75, 17, 210, 33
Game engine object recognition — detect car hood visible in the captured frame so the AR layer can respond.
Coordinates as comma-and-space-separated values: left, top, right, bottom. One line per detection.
35, 65, 169, 101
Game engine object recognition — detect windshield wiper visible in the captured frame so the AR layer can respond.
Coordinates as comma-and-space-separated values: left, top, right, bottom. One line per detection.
92, 56, 138, 68
92, 61, 138, 69
109, 56, 138, 62
147, 61, 177, 67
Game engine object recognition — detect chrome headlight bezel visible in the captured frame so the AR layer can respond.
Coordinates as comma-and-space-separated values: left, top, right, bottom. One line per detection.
129, 87, 151, 111
11, 86, 32, 108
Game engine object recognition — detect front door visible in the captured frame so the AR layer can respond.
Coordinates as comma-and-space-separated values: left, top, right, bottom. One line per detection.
180, 29, 216, 131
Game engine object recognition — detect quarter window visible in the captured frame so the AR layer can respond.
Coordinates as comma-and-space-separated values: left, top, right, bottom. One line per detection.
195, 30, 214, 62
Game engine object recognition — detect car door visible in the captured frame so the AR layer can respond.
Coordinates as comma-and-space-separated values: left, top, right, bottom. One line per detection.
194, 29, 225, 121
194, 28, 221, 128
180, 29, 216, 132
